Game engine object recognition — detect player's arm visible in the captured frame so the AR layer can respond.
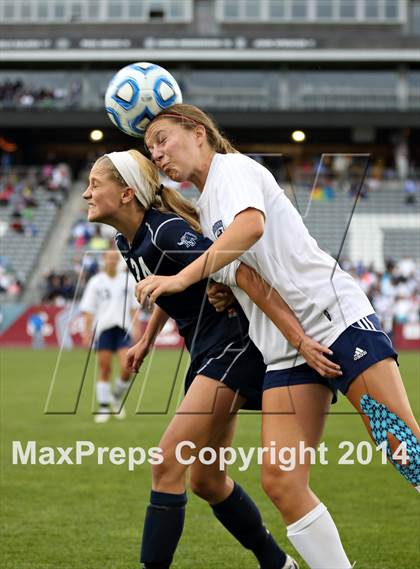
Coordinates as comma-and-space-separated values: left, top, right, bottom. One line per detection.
136, 210, 264, 304
234, 264, 342, 378
81, 311, 94, 348
79, 277, 97, 348
210, 262, 341, 378
130, 308, 141, 343
126, 305, 169, 372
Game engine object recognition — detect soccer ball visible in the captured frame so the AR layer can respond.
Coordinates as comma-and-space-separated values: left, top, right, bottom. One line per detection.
104, 62, 183, 137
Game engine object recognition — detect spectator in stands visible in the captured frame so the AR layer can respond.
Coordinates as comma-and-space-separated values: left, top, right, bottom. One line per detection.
71, 219, 94, 248
61, 274, 76, 301
24, 221, 38, 238
393, 295, 414, 324
404, 178, 417, 205
43, 273, 65, 304
88, 226, 110, 251
10, 208, 24, 233
0, 260, 22, 297
71, 254, 83, 275
22, 185, 38, 207
371, 285, 395, 338
83, 254, 100, 280
19, 91, 34, 107
0, 182, 13, 206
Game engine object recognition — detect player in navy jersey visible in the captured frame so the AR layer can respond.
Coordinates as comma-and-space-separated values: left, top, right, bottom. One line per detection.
115, 211, 256, 388
83, 148, 339, 569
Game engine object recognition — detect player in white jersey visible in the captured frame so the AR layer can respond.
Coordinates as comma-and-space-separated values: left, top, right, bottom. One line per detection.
79, 249, 138, 423
138, 104, 420, 569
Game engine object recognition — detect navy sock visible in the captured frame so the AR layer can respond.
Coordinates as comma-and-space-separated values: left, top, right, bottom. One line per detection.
211, 483, 287, 569
140, 490, 187, 569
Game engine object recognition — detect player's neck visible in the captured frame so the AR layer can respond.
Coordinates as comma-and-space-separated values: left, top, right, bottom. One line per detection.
113, 207, 145, 245
189, 148, 215, 192
105, 269, 117, 278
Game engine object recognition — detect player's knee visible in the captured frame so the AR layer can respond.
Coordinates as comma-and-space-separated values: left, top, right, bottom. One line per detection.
261, 464, 301, 508
151, 446, 185, 487
151, 459, 173, 487
99, 365, 111, 378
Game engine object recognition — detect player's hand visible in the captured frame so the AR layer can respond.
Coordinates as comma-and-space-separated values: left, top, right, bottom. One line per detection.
126, 338, 151, 373
298, 336, 342, 378
135, 275, 188, 307
207, 282, 235, 312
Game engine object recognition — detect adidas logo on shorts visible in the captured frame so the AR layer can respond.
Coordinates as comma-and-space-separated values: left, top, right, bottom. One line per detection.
353, 347, 367, 361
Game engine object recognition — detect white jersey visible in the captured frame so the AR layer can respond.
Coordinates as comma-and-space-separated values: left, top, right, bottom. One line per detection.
198, 153, 374, 371
79, 271, 137, 337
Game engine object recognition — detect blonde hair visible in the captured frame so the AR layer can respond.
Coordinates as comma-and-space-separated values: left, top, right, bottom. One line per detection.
147, 103, 238, 154
95, 149, 201, 233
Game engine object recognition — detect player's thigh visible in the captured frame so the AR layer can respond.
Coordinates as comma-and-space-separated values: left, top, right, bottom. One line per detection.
160, 375, 244, 456
262, 383, 332, 448
261, 384, 332, 486
346, 357, 420, 438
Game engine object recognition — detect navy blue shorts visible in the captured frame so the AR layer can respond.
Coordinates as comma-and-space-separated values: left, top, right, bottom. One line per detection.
95, 326, 132, 352
185, 336, 266, 410
264, 314, 398, 403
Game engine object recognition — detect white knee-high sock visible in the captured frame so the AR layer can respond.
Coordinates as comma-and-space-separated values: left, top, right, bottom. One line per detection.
287, 503, 352, 569
96, 380, 111, 406
112, 376, 130, 401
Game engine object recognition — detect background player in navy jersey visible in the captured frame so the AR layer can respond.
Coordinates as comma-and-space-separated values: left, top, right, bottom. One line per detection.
79, 249, 138, 423
83, 149, 340, 569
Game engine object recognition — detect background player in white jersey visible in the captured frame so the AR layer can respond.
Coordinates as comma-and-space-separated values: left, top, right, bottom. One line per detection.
79, 249, 138, 423
138, 104, 420, 569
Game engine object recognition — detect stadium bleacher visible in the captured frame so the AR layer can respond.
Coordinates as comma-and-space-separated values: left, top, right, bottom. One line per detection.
0, 165, 71, 300
289, 181, 420, 263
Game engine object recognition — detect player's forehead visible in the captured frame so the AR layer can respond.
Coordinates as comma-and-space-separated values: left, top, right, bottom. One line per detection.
145, 118, 178, 147
104, 250, 119, 262
89, 162, 108, 182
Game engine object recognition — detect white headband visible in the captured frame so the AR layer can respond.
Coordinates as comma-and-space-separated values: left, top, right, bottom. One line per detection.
105, 151, 155, 209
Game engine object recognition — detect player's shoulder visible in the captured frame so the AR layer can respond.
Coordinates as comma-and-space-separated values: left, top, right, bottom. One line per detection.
147, 208, 181, 226
216, 152, 260, 168
84, 272, 103, 289
213, 153, 263, 178
146, 208, 189, 244
115, 231, 127, 251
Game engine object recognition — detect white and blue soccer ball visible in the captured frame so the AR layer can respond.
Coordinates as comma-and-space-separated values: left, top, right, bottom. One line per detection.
104, 62, 183, 137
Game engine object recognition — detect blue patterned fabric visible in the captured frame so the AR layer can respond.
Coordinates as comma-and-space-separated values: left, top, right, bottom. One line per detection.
360, 394, 420, 486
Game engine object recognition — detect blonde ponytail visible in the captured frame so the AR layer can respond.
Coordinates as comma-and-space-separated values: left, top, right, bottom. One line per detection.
156, 186, 201, 233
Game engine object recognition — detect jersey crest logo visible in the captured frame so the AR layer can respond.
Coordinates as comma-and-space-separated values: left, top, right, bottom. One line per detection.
177, 232, 198, 248
97, 288, 111, 301
212, 220, 224, 238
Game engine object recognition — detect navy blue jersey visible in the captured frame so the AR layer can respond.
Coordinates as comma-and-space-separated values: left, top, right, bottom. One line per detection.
115, 209, 249, 360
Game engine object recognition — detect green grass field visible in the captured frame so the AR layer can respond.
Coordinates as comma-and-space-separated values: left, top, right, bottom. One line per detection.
1, 348, 419, 569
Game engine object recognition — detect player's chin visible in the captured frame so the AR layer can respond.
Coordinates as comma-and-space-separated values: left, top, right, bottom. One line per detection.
87, 207, 101, 222
166, 167, 182, 182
